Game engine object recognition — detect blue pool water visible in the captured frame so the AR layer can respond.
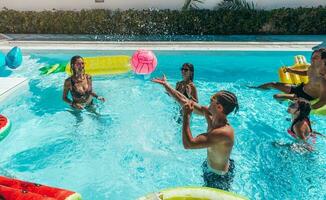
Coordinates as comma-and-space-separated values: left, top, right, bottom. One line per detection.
0, 50, 325, 200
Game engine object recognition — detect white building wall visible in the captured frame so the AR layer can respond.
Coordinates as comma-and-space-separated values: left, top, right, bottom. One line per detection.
0, 0, 325, 11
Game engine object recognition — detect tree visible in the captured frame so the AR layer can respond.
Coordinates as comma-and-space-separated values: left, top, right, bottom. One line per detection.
182, 0, 206, 10
216, 0, 256, 11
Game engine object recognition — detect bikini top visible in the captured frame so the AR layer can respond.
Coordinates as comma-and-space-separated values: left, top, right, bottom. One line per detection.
176, 81, 193, 99
70, 75, 92, 99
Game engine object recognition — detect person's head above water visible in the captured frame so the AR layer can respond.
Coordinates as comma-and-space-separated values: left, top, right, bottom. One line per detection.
288, 98, 311, 118
209, 90, 239, 116
70, 55, 85, 76
311, 48, 326, 68
320, 51, 326, 78
181, 63, 194, 82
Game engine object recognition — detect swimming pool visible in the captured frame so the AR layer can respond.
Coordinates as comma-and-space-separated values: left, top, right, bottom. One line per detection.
0, 50, 325, 200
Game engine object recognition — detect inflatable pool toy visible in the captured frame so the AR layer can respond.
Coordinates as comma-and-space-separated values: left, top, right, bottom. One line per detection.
0, 47, 22, 69
0, 176, 82, 200
6, 46, 23, 69
278, 55, 309, 85
310, 99, 326, 115
138, 187, 248, 200
39, 55, 131, 76
0, 115, 11, 141
0, 52, 5, 67
131, 50, 157, 75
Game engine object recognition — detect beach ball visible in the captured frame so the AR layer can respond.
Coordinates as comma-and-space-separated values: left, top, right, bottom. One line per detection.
0, 52, 5, 67
131, 50, 157, 74
6, 46, 23, 69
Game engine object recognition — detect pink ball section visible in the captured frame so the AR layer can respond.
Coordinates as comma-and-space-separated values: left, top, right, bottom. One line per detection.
131, 50, 157, 74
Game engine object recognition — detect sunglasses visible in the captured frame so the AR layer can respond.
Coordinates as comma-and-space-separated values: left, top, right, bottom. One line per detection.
181, 68, 189, 72
74, 62, 85, 67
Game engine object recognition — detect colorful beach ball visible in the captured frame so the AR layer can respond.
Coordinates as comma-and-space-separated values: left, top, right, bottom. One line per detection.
131, 50, 157, 74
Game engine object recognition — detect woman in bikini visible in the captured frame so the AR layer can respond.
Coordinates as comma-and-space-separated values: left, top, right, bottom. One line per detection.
175, 63, 198, 102
63, 55, 105, 110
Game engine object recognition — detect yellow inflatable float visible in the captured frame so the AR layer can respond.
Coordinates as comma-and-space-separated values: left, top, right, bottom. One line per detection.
278, 55, 326, 115
138, 187, 248, 200
39, 55, 131, 76
278, 55, 309, 84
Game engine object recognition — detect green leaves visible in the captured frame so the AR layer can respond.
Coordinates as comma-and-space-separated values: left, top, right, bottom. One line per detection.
0, 6, 325, 35
216, 0, 256, 11
182, 0, 206, 11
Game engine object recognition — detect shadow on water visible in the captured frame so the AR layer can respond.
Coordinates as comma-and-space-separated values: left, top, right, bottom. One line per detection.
0, 67, 13, 77
28, 79, 66, 116
29, 54, 69, 66
4, 138, 76, 172
65, 100, 114, 127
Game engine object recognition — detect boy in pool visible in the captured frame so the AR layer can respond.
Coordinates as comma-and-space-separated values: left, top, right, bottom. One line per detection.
152, 75, 239, 191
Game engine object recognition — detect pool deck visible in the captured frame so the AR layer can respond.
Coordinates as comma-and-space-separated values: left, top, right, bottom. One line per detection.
0, 39, 322, 51
0, 78, 28, 102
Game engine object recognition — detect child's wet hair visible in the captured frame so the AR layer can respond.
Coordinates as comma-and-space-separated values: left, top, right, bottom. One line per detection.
313, 48, 326, 56
290, 98, 312, 131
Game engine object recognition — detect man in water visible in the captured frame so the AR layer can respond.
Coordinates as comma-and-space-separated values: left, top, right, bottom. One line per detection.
316, 51, 326, 109
152, 75, 239, 190
252, 48, 326, 109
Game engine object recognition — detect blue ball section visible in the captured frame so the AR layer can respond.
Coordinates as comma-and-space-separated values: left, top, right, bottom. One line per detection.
0, 52, 5, 67
6, 46, 23, 69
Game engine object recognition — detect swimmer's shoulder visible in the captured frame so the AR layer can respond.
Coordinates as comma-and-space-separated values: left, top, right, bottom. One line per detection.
64, 77, 72, 86
210, 125, 234, 141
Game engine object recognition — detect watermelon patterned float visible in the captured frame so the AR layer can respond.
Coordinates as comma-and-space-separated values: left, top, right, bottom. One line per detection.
0, 115, 11, 141
0, 176, 82, 200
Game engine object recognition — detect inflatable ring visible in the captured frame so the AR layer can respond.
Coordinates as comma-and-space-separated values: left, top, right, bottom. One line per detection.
138, 187, 248, 200
310, 99, 326, 115
0, 115, 11, 141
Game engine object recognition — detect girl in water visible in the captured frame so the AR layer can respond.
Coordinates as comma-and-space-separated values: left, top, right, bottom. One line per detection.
63, 55, 105, 110
287, 98, 317, 150
175, 63, 198, 102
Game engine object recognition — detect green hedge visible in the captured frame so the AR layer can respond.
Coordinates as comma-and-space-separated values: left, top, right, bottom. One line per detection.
0, 7, 325, 34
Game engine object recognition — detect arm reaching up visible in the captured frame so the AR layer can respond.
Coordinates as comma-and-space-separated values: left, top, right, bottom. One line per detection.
152, 75, 207, 116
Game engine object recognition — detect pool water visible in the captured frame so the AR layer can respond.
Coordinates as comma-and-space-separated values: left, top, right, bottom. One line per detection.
0, 50, 325, 200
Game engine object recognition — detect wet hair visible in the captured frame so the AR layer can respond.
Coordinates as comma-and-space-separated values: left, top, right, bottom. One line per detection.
70, 55, 84, 75
321, 51, 326, 60
182, 63, 194, 81
215, 90, 239, 115
313, 48, 326, 59
290, 98, 312, 131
